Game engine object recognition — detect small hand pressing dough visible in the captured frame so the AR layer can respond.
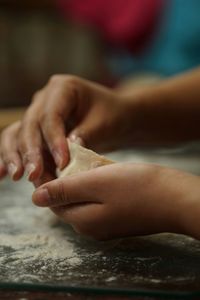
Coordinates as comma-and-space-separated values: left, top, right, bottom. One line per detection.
59, 141, 114, 177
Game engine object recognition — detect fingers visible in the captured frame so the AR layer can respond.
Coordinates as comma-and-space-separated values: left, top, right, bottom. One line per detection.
22, 76, 79, 172
17, 89, 47, 181
33, 150, 57, 188
18, 85, 68, 181
32, 169, 104, 207
4, 75, 98, 183
19, 110, 44, 181
40, 112, 69, 170
0, 157, 7, 179
4, 76, 78, 182
39, 76, 78, 170
33, 172, 56, 188
69, 106, 104, 149
0, 122, 24, 180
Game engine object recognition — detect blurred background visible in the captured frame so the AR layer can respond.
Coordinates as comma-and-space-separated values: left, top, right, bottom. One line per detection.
1, 0, 200, 128
0, 0, 107, 109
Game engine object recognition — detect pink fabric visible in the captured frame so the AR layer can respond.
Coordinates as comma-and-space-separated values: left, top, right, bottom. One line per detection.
58, 0, 164, 53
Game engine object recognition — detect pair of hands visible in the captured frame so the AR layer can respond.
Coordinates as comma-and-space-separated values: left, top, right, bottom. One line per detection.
0, 75, 138, 186
1, 75, 199, 240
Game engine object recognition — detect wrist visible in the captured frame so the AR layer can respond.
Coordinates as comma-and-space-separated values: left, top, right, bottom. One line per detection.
155, 167, 200, 238
176, 174, 200, 240
116, 87, 156, 146
141, 166, 196, 235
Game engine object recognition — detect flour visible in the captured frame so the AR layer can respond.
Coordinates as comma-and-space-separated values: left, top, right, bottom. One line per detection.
1, 158, 200, 288
0, 231, 81, 264
0, 179, 83, 283
0, 203, 81, 265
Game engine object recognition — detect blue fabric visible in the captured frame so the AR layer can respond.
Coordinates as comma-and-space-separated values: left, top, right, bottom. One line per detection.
108, 0, 200, 77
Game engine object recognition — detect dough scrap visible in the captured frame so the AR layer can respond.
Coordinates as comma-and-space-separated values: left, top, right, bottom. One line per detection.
59, 141, 114, 177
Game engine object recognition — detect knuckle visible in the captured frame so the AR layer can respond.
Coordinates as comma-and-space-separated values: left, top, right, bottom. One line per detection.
51, 74, 80, 94
49, 75, 83, 103
17, 136, 28, 154
65, 75, 81, 93
0, 124, 16, 144
31, 89, 43, 104
2, 151, 17, 164
58, 182, 67, 204
64, 76, 83, 100
1, 124, 12, 138
64, 75, 79, 86
51, 181, 67, 205
49, 74, 65, 85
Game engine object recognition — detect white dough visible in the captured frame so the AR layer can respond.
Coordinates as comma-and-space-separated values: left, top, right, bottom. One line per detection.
59, 141, 114, 177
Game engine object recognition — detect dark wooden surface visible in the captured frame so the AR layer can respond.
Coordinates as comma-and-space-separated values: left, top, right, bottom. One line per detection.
1, 174, 200, 299
0, 291, 158, 300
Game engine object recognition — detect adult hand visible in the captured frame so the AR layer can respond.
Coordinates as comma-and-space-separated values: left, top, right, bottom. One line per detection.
32, 163, 195, 240
0, 75, 138, 184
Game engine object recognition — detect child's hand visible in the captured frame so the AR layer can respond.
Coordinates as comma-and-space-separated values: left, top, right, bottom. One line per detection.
32, 163, 199, 240
0, 76, 139, 183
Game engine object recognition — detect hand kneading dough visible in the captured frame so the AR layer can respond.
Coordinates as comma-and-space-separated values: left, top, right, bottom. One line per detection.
59, 141, 114, 177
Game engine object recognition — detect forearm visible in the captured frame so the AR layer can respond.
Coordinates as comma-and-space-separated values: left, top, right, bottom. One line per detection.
123, 68, 200, 146
145, 166, 200, 238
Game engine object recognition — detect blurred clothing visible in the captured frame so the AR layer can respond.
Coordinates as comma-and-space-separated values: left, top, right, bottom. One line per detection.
58, 0, 200, 78
106, 0, 200, 77
58, 0, 164, 53
144, 0, 200, 75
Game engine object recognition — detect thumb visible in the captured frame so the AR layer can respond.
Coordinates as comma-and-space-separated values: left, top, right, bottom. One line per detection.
69, 109, 103, 148
32, 170, 102, 207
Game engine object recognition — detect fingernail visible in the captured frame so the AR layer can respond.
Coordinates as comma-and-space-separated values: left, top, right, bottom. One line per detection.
53, 150, 63, 169
69, 134, 84, 146
26, 163, 36, 181
33, 188, 50, 207
8, 163, 18, 179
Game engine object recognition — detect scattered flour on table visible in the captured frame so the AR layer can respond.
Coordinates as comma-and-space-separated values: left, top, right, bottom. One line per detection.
1, 168, 200, 285
0, 230, 81, 265
0, 206, 81, 265
0, 180, 82, 282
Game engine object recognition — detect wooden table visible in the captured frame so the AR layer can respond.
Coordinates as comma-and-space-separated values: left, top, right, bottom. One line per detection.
0, 108, 25, 131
